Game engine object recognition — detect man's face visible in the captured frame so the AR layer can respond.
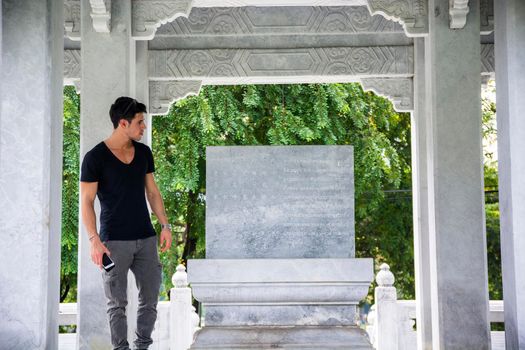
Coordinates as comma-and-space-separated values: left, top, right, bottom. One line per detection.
121, 112, 146, 141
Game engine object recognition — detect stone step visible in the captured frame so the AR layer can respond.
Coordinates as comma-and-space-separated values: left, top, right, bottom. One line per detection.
190, 326, 373, 349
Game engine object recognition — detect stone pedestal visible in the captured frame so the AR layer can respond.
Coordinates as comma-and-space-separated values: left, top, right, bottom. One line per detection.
494, 0, 525, 348
424, 0, 491, 348
188, 146, 373, 348
0, 1, 63, 349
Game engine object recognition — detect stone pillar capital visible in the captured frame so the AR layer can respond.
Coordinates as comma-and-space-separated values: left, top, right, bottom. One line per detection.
449, 0, 470, 29
89, 0, 111, 33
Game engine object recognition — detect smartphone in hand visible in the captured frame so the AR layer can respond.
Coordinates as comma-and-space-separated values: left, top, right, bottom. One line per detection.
102, 253, 115, 272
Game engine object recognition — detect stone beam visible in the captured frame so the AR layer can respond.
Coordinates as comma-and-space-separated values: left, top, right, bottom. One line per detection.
131, 0, 428, 39
70, 41, 493, 114
154, 6, 404, 37
90, 0, 111, 33
149, 80, 202, 115
64, 49, 81, 92
64, 0, 81, 41
361, 77, 413, 112
148, 46, 415, 84
68, 1, 493, 42
449, 0, 470, 29
147, 78, 414, 116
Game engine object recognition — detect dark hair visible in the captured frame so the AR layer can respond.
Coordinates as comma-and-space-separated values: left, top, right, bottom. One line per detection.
109, 96, 147, 129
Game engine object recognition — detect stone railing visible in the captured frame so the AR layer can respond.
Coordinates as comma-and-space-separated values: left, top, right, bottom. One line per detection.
366, 264, 506, 350
58, 264, 199, 350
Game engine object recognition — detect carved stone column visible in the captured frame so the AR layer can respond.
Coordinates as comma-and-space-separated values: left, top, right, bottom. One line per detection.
77, 0, 136, 348
494, 0, 525, 348
0, 1, 63, 349
411, 37, 433, 350
424, 0, 490, 348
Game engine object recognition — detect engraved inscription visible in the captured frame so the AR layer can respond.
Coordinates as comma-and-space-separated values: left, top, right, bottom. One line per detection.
206, 146, 355, 259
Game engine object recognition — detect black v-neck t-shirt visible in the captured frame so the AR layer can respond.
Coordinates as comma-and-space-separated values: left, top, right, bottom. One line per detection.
80, 141, 156, 241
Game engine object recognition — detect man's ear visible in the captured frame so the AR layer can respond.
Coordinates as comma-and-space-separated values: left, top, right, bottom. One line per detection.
119, 119, 128, 128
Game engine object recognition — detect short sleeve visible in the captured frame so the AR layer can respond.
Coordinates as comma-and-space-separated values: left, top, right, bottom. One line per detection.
146, 145, 155, 173
80, 151, 101, 182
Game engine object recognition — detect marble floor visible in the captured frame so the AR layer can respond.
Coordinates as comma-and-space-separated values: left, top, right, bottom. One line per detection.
59, 332, 506, 350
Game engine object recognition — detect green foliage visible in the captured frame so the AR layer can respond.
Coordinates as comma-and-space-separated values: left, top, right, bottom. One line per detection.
481, 94, 502, 301
152, 84, 414, 300
59, 83, 502, 306
61, 86, 80, 302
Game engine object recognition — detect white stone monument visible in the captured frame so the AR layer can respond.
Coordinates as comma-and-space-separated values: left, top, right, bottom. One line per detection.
188, 146, 374, 348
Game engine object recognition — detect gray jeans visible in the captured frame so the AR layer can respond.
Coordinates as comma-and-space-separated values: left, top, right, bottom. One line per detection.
102, 236, 162, 350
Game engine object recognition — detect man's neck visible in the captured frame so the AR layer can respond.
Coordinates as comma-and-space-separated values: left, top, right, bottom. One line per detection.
105, 130, 133, 150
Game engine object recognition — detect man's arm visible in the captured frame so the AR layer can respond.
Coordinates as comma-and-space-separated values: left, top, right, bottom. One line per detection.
145, 173, 172, 252
80, 181, 110, 267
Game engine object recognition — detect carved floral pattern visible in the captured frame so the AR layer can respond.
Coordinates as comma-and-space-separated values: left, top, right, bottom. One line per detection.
64, 0, 81, 41
155, 6, 404, 36
149, 80, 202, 115
366, 0, 428, 36
64, 50, 82, 93
481, 44, 494, 74
64, 50, 81, 79
361, 78, 413, 112
132, 0, 193, 39
149, 46, 414, 80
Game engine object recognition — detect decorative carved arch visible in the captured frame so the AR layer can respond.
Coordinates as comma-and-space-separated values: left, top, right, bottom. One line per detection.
149, 80, 202, 115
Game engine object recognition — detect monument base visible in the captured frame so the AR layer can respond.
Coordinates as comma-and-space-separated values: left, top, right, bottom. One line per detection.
190, 326, 374, 349
188, 259, 373, 348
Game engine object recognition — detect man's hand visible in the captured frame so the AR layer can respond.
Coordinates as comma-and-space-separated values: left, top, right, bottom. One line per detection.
90, 236, 111, 268
159, 228, 172, 253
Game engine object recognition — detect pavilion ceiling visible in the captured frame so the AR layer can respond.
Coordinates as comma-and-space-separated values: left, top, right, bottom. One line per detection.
63, 2, 494, 115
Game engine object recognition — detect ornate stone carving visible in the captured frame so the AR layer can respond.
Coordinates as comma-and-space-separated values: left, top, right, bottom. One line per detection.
449, 0, 469, 29
481, 44, 494, 74
480, 0, 494, 35
156, 6, 403, 36
64, 50, 82, 93
149, 80, 202, 115
366, 0, 428, 36
64, 0, 81, 41
375, 263, 395, 287
132, 0, 193, 40
361, 77, 413, 111
90, 0, 111, 33
149, 46, 414, 82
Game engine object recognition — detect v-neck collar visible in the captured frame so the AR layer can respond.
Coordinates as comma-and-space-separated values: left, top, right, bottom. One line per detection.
102, 141, 136, 166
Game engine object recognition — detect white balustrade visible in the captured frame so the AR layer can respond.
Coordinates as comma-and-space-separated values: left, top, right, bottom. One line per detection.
170, 264, 199, 350
366, 264, 506, 350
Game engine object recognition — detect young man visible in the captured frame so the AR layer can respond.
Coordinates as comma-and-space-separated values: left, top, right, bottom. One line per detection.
80, 97, 172, 350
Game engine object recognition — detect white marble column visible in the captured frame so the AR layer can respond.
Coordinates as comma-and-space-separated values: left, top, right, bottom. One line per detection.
0, 1, 63, 349
77, 0, 136, 348
411, 37, 433, 350
425, 0, 491, 348
494, 1, 525, 348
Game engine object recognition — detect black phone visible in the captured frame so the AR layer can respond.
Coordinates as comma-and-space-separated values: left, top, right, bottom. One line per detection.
102, 253, 115, 272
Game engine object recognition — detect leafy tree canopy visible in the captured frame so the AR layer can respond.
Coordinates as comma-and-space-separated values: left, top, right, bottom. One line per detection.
152, 84, 414, 301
